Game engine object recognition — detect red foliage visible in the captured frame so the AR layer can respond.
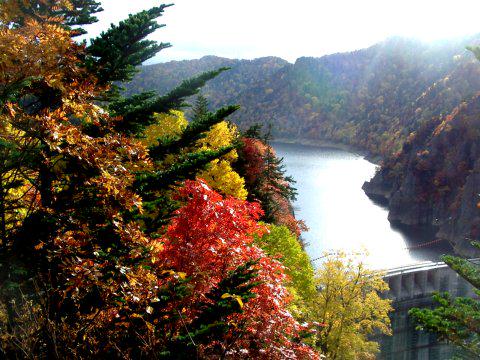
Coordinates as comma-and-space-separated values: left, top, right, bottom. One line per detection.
160, 180, 319, 359
239, 138, 306, 237
240, 138, 267, 185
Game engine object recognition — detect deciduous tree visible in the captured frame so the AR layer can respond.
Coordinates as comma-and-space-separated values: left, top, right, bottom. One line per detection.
308, 253, 392, 359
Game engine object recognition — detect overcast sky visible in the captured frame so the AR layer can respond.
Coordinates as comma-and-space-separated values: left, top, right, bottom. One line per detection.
83, 0, 480, 63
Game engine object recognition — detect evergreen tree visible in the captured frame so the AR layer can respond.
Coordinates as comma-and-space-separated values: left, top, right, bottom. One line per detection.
163, 261, 261, 359
236, 125, 297, 223
3, 0, 240, 241
262, 141, 297, 221
192, 93, 210, 121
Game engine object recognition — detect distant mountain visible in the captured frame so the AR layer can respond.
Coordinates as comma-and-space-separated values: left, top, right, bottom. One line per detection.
125, 36, 480, 157
124, 55, 289, 107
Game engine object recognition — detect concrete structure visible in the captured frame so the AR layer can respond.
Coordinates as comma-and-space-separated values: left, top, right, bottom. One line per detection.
377, 261, 477, 360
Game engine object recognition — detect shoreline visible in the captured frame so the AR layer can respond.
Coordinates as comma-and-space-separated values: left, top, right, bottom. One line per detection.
272, 137, 381, 164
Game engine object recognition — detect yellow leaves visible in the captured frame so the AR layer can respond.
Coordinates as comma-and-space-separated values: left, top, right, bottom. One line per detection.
161, 270, 187, 280
221, 293, 244, 308
149, 241, 164, 253
309, 253, 392, 359
126, 274, 138, 286
144, 114, 248, 199
196, 121, 248, 199
198, 159, 248, 200
143, 110, 188, 146
196, 121, 238, 161
45, 74, 66, 92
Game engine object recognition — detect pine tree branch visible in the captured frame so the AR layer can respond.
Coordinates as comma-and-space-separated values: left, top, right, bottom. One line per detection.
442, 253, 480, 289
85, 4, 173, 87
110, 68, 232, 135
135, 146, 235, 193
149, 104, 239, 159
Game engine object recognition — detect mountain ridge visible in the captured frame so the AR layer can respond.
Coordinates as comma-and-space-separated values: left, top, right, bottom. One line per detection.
126, 35, 480, 157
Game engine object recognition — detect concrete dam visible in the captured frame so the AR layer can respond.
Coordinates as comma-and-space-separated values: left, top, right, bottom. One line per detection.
378, 261, 477, 360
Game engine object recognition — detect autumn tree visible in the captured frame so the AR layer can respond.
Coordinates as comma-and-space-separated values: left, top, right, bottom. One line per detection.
236, 127, 303, 236
308, 253, 392, 359
0, 4, 159, 356
157, 180, 319, 359
0, 1, 320, 358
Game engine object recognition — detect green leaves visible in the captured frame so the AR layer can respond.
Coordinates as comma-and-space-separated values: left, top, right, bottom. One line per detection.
442, 253, 480, 289
410, 292, 480, 357
136, 146, 235, 194
255, 224, 317, 304
410, 243, 480, 356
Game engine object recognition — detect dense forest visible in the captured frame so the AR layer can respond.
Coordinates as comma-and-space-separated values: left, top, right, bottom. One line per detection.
364, 76, 480, 257
3, 0, 480, 358
126, 36, 480, 157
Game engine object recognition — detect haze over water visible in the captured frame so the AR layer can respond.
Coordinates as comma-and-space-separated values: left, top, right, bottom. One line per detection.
273, 142, 451, 270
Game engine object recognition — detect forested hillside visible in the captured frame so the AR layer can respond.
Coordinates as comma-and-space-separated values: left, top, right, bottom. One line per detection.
124, 55, 288, 106
126, 36, 480, 157
123, 36, 480, 257
364, 90, 480, 257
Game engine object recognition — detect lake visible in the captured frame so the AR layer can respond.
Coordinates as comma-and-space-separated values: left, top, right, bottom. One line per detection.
273, 142, 452, 270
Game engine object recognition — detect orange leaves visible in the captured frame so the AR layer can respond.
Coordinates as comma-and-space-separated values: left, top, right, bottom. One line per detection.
0, 20, 77, 89
0, 0, 73, 25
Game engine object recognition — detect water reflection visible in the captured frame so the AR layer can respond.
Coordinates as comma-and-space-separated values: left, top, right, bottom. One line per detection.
273, 142, 452, 270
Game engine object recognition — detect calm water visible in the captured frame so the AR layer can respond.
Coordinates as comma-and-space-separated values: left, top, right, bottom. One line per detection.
273, 142, 452, 270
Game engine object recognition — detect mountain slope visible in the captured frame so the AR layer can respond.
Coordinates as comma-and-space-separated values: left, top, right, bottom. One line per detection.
126, 36, 480, 157
364, 92, 480, 256
124, 55, 289, 104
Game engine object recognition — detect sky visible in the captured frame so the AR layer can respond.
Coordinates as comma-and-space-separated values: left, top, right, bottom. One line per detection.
83, 0, 480, 63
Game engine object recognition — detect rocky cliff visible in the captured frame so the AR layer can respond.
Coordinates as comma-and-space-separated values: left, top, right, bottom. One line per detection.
364, 94, 480, 256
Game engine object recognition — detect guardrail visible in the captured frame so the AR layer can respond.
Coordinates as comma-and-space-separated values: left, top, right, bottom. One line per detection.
383, 261, 448, 278
383, 258, 479, 278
